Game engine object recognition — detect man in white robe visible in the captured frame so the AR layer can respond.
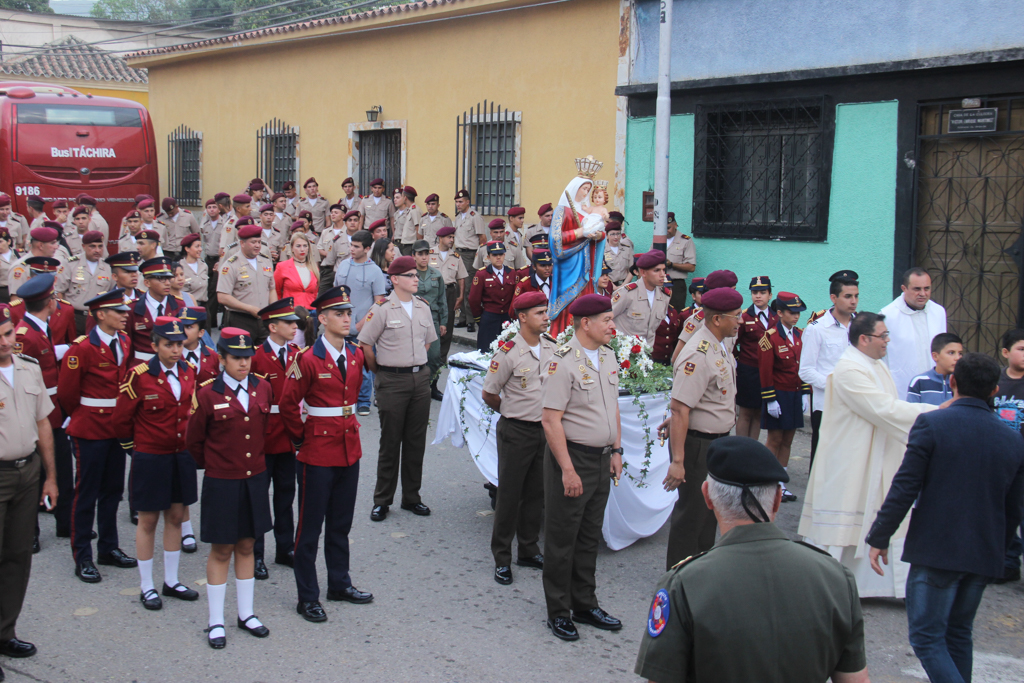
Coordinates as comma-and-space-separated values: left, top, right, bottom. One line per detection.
799, 312, 937, 598
880, 268, 947, 400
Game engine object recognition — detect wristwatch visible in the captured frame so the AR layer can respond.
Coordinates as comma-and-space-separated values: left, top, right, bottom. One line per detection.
611, 447, 624, 456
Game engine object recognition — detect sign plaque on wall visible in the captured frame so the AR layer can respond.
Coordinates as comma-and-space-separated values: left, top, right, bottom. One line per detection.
642, 191, 655, 222
948, 108, 998, 134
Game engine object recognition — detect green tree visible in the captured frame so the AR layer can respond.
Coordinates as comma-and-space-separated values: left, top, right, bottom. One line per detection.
0, 0, 54, 13
231, 0, 339, 31
185, 0, 234, 29
90, 0, 182, 22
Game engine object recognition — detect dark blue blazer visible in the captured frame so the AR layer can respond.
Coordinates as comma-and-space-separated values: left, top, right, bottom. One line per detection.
866, 397, 1024, 578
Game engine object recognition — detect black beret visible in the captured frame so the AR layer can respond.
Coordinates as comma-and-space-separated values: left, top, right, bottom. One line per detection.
707, 436, 789, 487
829, 269, 859, 282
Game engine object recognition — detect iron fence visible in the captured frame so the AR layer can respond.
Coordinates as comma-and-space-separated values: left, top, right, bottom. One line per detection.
456, 101, 520, 215
167, 124, 202, 206
256, 118, 299, 193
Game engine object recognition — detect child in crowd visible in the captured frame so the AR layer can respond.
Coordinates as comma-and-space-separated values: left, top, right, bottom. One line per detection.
994, 328, 1024, 584
906, 332, 963, 405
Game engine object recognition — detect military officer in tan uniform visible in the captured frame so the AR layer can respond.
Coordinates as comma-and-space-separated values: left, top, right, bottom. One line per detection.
452, 190, 486, 330
61, 231, 112, 334
357, 256, 438, 523
604, 222, 633, 286
270, 193, 292, 253
218, 195, 251, 255
117, 210, 145, 255
339, 177, 360, 214
482, 291, 554, 586
503, 207, 530, 271
0, 193, 31, 249
672, 269, 738, 362
63, 207, 93, 258
158, 197, 200, 260
296, 178, 329, 234
661, 286, 742, 570
541, 293, 623, 642
664, 212, 697, 310
76, 195, 107, 244
420, 194, 452, 246
8, 225, 68, 292
179, 234, 208, 305
611, 251, 670, 342
429, 226, 467, 365
359, 178, 395, 239
394, 186, 422, 256
216, 224, 277, 344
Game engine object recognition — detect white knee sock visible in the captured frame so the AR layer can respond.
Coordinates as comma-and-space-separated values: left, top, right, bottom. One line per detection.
163, 550, 180, 589
207, 582, 226, 633
138, 558, 154, 594
236, 577, 263, 627
181, 520, 194, 538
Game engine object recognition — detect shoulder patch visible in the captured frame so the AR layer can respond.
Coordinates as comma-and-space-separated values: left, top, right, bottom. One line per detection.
542, 333, 557, 343
696, 340, 711, 354
626, 282, 638, 291
15, 326, 28, 335
670, 550, 709, 570
647, 589, 671, 638
694, 309, 705, 321
227, 255, 238, 262
132, 363, 148, 375
807, 309, 826, 325
681, 234, 691, 239
68, 254, 81, 262
759, 331, 774, 352
16, 353, 38, 365
683, 319, 696, 334
519, 275, 529, 283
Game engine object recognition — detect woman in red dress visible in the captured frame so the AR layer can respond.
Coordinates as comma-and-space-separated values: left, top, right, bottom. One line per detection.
274, 232, 319, 309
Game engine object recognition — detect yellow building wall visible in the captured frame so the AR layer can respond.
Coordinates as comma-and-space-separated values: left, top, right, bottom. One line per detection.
143, 0, 619, 215
77, 85, 148, 108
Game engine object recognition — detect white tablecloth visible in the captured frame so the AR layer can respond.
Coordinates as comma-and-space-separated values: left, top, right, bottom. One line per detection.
433, 352, 677, 550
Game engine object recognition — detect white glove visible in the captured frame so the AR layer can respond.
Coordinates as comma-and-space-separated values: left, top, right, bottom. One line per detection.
767, 401, 782, 419
802, 395, 810, 413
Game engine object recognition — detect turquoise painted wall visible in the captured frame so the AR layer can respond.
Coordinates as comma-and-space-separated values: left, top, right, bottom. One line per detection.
624, 101, 899, 315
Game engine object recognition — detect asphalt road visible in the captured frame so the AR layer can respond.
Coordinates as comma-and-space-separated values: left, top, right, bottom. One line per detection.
6, 345, 1024, 682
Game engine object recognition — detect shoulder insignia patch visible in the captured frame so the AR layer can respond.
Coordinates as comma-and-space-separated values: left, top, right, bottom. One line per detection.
364, 311, 373, 322
16, 353, 37, 364
611, 291, 621, 303
695, 309, 705, 321
227, 255, 238, 263
15, 326, 28, 335
488, 359, 500, 373
683, 361, 696, 376
626, 282, 638, 291
542, 333, 556, 343
683, 320, 696, 334
66, 356, 78, 369
807, 309, 826, 324
520, 275, 529, 283
547, 360, 558, 375
9, 297, 21, 305
759, 331, 774, 352
222, 267, 230, 274
681, 234, 691, 239
68, 255, 81, 262
472, 276, 479, 286
647, 589, 670, 638
132, 363, 148, 375
696, 340, 711, 354
200, 378, 215, 387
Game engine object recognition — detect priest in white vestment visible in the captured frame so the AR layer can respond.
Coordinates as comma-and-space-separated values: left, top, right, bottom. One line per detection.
800, 312, 937, 598
880, 268, 946, 400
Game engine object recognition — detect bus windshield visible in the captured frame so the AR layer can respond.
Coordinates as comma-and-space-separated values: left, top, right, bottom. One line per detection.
16, 103, 142, 127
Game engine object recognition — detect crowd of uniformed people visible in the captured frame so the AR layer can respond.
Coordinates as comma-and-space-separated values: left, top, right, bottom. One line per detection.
0, 177, 870, 682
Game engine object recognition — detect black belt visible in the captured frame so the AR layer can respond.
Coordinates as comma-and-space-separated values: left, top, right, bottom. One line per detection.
687, 429, 730, 440
446, 282, 457, 289
228, 310, 258, 319
501, 416, 542, 428
565, 440, 612, 456
0, 453, 35, 469
456, 247, 476, 254
74, 308, 88, 316
377, 365, 422, 374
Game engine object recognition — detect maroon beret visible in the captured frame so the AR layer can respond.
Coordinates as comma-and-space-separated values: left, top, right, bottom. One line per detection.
235, 216, 255, 228
249, 179, 266, 191
271, 192, 285, 202
488, 219, 506, 230
454, 189, 470, 200
298, 210, 313, 221
82, 230, 104, 244
125, 210, 141, 220
507, 206, 526, 217
608, 211, 625, 222
137, 229, 161, 241
404, 185, 417, 197
701, 287, 744, 311
342, 177, 355, 186
605, 220, 622, 232
214, 192, 230, 201
568, 294, 612, 318
161, 197, 176, 212
512, 291, 547, 312
30, 226, 59, 242
436, 226, 456, 238
368, 219, 387, 231
137, 199, 155, 210
181, 233, 201, 248
135, 194, 153, 204
290, 221, 306, 232
205, 198, 217, 207
72, 206, 90, 217
344, 210, 361, 221
52, 200, 68, 210
232, 194, 252, 204
260, 203, 274, 214
238, 224, 262, 239
43, 220, 65, 232
704, 269, 738, 289
538, 203, 553, 216
282, 181, 296, 191
78, 194, 97, 206
387, 255, 416, 275
0, 195, 11, 208
329, 203, 344, 213
636, 250, 666, 270
424, 193, 439, 204
369, 178, 384, 187
303, 177, 317, 188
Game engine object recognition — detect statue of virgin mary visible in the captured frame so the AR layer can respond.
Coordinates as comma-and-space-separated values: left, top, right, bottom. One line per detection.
547, 156, 607, 335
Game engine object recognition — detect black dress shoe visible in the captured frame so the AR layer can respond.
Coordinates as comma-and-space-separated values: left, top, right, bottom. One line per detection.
431, 385, 444, 401
400, 502, 431, 516
55, 529, 70, 539
32, 536, 40, 554
546, 616, 579, 641
484, 482, 497, 510
140, 589, 162, 611
572, 607, 622, 631
326, 586, 374, 604
75, 561, 101, 583
274, 550, 295, 567
516, 554, 544, 570
205, 624, 226, 649
130, 509, 138, 525
454, 320, 467, 328
237, 615, 270, 638
181, 534, 197, 554
296, 601, 328, 623
995, 566, 1022, 585
0, 638, 37, 658
370, 505, 389, 522
97, 548, 137, 568
254, 557, 269, 580
162, 582, 199, 601
467, 323, 476, 333
494, 566, 512, 585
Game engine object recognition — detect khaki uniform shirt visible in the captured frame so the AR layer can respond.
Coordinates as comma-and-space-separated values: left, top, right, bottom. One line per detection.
429, 249, 468, 286
218, 215, 240, 252
482, 332, 557, 422
665, 234, 696, 281
139, 221, 167, 249
503, 229, 530, 270
359, 196, 396, 236
357, 291, 438, 367
60, 257, 112, 309
216, 253, 275, 312
181, 259, 209, 304
605, 243, 634, 283
672, 324, 736, 433
8, 251, 68, 292
118, 231, 144, 255
199, 213, 222, 260
0, 213, 30, 246
542, 336, 620, 448
0, 353, 54, 460
297, 196, 330, 233
159, 209, 200, 253
454, 210, 486, 251
319, 229, 351, 269
395, 205, 422, 244
284, 197, 300, 217
340, 195, 360, 213
611, 282, 670, 342
0, 251, 19, 289
271, 213, 292, 252
88, 210, 108, 240
524, 223, 547, 242
420, 213, 453, 246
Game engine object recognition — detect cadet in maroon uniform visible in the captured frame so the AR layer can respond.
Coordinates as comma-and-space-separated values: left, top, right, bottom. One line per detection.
282, 286, 373, 623
468, 241, 517, 352
113, 316, 199, 611
757, 291, 810, 503
129, 258, 185, 364
251, 299, 302, 578
735, 276, 777, 440
651, 278, 704, 365
180, 306, 219, 385
9, 257, 77, 346
186, 328, 273, 649
507, 249, 553, 317
58, 289, 137, 583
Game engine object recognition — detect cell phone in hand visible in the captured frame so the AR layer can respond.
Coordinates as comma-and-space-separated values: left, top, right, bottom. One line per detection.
44, 495, 53, 511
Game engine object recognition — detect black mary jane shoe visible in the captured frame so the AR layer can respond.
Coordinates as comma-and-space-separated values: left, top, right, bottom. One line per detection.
494, 566, 513, 585
254, 557, 269, 580
205, 625, 226, 649
162, 582, 199, 601
181, 534, 197, 554
237, 615, 270, 638
516, 554, 544, 570
140, 589, 163, 611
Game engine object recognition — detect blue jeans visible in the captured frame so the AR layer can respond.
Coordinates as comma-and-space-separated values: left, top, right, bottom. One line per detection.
905, 564, 991, 683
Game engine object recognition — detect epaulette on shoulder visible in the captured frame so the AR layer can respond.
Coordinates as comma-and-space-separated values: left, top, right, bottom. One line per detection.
73, 335, 87, 344
681, 234, 691, 239
694, 309, 705, 321
542, 333, 556, 343
663, 286, 672, 296
132, 363, 148, 375
807, 309, 826, 324
670, 550, 708, 571
200, 378, 216, 387
498, 340, 515, 353
416, 296, 428, 305
626, 282, 639, 291
68, 254, 81, 262
470, 211, 476, 216
555, 344, 572, 358
181, 208, 192, 214
16, 353, 38, 365
441, 213, 449, 218
173, 295, 184, 303
59, 298, 71, 305
519, 275, 529, 283
227, 254, 238, 262
9, 296, 22, 305
15, 326, 28, 335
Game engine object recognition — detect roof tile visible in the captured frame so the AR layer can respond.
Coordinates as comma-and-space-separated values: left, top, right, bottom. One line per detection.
0, 36, 148, 84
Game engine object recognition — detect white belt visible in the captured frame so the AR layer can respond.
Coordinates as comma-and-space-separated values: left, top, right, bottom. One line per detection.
270, 405, 280, 414
306, 405, 355, 417
135, 351, 155, 361
46, 387, 57, 396
81, 397, 117, 408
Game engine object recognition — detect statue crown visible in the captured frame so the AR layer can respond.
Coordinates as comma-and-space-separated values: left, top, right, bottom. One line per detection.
574, 155, 604, 180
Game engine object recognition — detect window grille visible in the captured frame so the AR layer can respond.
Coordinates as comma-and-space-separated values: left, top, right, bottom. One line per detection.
167, 125, 201, 205
256, 118, 299, 193
456, 101, 521, 214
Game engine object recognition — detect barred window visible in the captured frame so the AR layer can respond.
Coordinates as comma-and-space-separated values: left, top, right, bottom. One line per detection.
256, 118, 299, 193
456, 101, 521, 215
167, 125, 201, 206
692, 98, 833, 241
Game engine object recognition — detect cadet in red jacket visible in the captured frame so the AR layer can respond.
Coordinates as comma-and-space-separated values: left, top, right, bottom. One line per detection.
113, 316, 199, 611
507, 249, 553, 317
128, 258, 185, 364
281, 285, 373, 624
468, 241, 517, 352
186, 327, 273, 649
735, 276, 777, 440
757, 291, 810, 503
58, 288, 137, 583
251, 298, 302, 578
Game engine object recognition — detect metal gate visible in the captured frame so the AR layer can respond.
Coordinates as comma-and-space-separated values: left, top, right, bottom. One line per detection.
167, 125, 202, 206
358, 130, 401, 194
913, 96, 1024, 354
256, 118, 298, 192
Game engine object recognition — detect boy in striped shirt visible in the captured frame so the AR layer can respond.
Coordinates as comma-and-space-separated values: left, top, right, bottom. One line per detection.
906, 333, 962, 405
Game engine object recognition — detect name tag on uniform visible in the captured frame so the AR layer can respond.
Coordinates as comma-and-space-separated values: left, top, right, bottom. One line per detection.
135, 323, 148, 330
387, 319, 403, 328
144, 394, 159, 400
318, 373, 332, 379
630, 311, 643, 318
214, 403, 230, 409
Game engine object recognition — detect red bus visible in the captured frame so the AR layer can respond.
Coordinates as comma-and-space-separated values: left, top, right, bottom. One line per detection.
0, 82, 158, 252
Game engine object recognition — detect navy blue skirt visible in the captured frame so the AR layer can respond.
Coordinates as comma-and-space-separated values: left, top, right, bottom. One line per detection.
736, 362, 762, 409
761, 389, 805, 431
200, 471, 272, 545
129, 451, 198, 512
